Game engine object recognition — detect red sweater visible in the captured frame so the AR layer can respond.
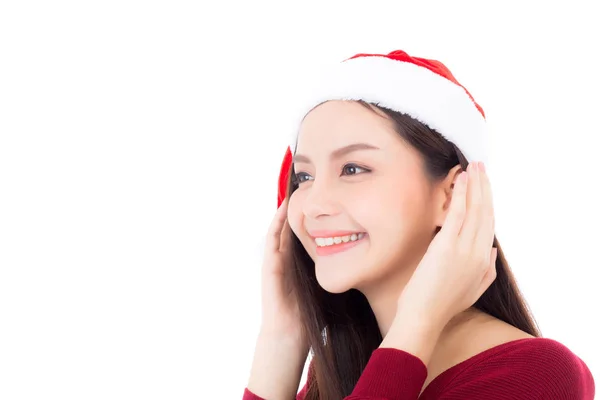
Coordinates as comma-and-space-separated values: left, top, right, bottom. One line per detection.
243, 337, 595, 399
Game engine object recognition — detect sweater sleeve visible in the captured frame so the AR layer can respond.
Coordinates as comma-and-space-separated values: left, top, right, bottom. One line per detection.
436, 338, 595, 400
242, 366, 311, 400
345, 348, 428, 399
243, 348, 428, 400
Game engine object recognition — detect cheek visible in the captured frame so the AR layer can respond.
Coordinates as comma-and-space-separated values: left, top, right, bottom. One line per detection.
363, 182, 430, 245
287, 191, 317, 259
348, 182, 412, 229
380, 187, 434, 261
286, 191, 304, 238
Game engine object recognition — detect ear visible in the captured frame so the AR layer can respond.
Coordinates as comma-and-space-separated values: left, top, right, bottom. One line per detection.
434, 164, 464, 228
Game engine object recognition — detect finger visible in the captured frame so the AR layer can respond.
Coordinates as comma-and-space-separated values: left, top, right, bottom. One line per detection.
266, 197, 289, 253
484, 247, 498, 283
476, 247, 498, 298
279, 217, 292, 253
458, 162, 483, 245
439, 169, 468, 238
473, 162, 496, 259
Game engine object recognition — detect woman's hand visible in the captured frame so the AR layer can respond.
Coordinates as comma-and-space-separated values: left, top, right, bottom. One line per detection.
247, 198, 309, 400
259, 197, 306, 346
397, 161, 497, 330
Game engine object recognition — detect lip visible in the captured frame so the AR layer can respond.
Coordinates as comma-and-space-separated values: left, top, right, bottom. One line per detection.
314, 233, 368, 256
307, 230, 364, 238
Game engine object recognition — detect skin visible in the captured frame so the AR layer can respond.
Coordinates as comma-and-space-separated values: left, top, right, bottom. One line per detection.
288, 100, 533, 391
288, 100, 460, 336
247, 100, 533, 399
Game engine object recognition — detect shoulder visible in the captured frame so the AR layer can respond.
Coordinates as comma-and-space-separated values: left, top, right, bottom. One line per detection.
485, 336, 588, 369
447, 337, 595, 400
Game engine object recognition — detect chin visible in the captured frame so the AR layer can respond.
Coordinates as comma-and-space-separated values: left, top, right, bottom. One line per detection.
314, 262, 361, 294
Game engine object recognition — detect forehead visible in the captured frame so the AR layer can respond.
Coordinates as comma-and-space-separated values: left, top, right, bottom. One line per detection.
296, 101, 397, 152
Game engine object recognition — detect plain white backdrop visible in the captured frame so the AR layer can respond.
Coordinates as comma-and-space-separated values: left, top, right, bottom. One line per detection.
1, 1, 598, 399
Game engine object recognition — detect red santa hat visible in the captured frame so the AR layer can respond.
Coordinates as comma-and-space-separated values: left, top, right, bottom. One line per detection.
277, 49, 489, 207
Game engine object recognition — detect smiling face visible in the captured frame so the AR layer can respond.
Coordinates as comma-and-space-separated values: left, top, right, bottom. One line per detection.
287, 100, 443, 294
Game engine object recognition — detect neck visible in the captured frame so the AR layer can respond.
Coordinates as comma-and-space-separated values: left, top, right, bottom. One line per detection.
360, 260, 482, 339
360, 261, 416, 337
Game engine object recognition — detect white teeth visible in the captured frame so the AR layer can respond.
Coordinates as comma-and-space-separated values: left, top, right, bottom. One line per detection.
315, 233, 366, 247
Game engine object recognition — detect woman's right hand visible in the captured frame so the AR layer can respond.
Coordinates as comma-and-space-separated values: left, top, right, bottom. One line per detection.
259, 197, 306, 346
246, 198, 309, 399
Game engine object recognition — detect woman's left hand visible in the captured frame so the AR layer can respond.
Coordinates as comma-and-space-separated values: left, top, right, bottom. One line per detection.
396, 161, 497, 330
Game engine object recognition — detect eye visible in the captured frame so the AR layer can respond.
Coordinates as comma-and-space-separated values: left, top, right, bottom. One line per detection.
293, 163, 369, 185
341, 163, 369, 176
294, 172, 313, 184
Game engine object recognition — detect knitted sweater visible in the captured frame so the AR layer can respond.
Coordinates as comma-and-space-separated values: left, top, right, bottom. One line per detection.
243, 337, 595, 399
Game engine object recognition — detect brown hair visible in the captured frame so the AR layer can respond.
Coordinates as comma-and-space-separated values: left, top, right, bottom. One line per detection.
285, 100, 541, 400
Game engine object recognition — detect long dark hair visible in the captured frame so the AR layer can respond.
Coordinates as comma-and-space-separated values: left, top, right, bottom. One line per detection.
285, 100, 541, 400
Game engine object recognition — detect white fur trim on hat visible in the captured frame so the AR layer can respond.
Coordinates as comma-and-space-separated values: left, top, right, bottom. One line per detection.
291, 56, 489, 164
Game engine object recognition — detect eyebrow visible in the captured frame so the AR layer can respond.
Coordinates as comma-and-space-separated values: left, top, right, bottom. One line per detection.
292, 143, 381, 164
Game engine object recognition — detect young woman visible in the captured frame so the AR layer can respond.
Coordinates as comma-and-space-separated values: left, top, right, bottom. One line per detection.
243, 50, 595, 399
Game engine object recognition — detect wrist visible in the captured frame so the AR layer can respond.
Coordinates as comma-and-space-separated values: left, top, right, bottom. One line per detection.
394, 309, 447, 335
248, 332, 309, 399
257, 327, 309, 353
379, 309, 446, 366
395, 296, 450, 332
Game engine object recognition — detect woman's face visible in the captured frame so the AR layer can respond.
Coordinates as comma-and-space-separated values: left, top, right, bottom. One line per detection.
287, 101, 443, 294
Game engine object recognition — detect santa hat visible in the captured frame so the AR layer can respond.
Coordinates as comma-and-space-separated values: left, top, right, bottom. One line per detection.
277, 49, 489, 207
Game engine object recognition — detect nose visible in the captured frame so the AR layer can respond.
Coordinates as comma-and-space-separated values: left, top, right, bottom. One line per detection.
302, 178, 341, 219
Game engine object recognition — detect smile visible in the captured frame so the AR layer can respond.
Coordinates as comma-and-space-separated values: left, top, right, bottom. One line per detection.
314, 233, 368, 256
315, 232, 366, 247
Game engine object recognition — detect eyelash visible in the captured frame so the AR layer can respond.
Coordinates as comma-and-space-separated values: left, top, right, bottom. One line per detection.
294, 163, 370, 184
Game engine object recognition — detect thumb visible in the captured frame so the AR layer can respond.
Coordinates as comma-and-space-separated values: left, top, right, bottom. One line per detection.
477, 247, 498, 298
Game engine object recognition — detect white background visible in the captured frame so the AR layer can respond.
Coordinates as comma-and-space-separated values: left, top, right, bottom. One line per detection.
1, 1, 598, 399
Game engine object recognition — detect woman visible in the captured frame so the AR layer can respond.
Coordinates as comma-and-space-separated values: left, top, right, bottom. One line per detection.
243, 50, 595, 399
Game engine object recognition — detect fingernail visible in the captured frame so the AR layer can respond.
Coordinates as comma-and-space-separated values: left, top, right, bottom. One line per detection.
479, 162, 485, 172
